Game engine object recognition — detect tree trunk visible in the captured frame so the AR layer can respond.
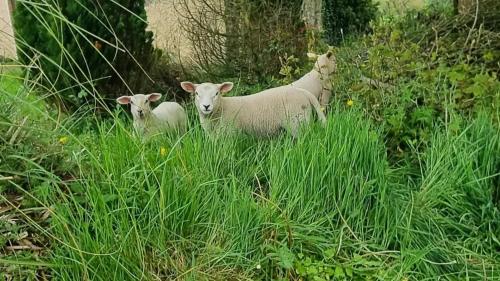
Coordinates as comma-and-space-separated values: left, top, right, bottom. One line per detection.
224, 0, 240, 67
302, 0, 322, 29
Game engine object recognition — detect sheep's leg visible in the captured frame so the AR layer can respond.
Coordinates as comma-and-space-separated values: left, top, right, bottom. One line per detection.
320, 88, 332, 109
289, 122, 300, 138
287, 114, 305, 139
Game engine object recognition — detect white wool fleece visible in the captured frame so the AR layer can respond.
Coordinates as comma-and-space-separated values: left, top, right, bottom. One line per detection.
116, 93, 188, 136
291, 50, 337, 107
181, 82, 326, 138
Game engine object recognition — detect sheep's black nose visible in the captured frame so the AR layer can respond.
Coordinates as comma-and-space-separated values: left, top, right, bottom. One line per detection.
138, 109, 144, 116
203, 104, 210, 110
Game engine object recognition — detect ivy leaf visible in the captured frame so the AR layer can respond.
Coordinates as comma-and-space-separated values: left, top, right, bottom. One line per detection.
464, 83, 486, 97
324, 248, 336, 259
307, 265, 319, 275
277, 247, 295, 270
334, 266, 345, 278
448, 71, 465, 84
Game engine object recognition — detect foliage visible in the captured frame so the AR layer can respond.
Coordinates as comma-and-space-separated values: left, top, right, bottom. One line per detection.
2, 2, 499, 280
455, 0, 500, 32
331, 5, 500, 160
322, 0, 378, 44
13, 0, 156, 112
278, 55, 302, 84
2, 87, 498, 279
264, 245, 392, 281
179, 0, 307, 82
0, 68, 75, 191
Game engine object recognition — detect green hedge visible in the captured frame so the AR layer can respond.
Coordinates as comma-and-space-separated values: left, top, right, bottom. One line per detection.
322, 0, 377, 44
14, 0, 154, 112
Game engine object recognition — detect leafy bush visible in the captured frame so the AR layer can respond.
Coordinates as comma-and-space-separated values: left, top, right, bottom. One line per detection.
14, 0, 156, 112
322, 0, 378, 44
332, 6, 500, 160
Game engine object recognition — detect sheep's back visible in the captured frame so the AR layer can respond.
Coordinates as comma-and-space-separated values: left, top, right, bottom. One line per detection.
220, 86, 314, 136
291, 71, 322, 99
153, 102, 187, 128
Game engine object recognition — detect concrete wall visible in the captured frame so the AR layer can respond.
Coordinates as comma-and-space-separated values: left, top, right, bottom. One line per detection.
0, 0, 16, 59
145, 0, 194, 63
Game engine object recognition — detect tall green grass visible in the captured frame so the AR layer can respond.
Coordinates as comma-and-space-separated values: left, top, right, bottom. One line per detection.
2, 95, 497, 279
1, 1, 499, 280
43, 110, 392, 280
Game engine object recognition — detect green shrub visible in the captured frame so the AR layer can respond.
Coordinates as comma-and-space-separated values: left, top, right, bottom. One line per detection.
322, 0, 378, 44
331, 6, 500, 160
14, 0, 155, 112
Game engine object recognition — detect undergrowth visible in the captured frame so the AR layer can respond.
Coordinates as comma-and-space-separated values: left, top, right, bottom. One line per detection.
331, 3, 500, 163
1, 1, 499, 280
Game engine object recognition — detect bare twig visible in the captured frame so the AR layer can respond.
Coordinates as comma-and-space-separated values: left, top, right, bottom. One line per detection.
464, 0, 480, 49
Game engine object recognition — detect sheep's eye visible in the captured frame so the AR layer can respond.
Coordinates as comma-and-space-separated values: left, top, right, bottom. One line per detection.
215, 92, 219, 96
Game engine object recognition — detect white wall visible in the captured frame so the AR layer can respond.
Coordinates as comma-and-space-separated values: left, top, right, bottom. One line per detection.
0, 0, 16, 59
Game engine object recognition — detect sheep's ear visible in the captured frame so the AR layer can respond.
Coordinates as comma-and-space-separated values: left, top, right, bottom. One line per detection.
116, 96, 131, 104
307, 52, 318, 60
218, 82, 233, 94
148, 93, 162, 102
180, 81, 197, 93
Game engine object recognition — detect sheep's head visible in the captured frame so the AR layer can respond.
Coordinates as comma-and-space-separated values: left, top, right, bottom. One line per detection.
116, 93, 162, 120
181, 81, 233, 116
314, 50, 337, 76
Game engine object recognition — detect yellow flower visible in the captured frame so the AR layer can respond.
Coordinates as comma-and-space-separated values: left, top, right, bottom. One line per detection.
58, 136, 69, 145
320, 106, 326, 113
347, 99, 354, 107
160, 147, 168, 157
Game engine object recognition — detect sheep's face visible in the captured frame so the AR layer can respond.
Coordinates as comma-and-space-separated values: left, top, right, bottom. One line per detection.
116, 93, 162, 120
181, 82, 233, 116
314, 51, 336, 76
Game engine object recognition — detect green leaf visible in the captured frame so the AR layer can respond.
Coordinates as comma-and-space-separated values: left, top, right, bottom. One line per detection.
307, 265, 319, 275
277, 247, 295, 270
334, 266, 345, 278
102, 194, 119, 203
448, 71, 465, 84
295, 263, 307, 276
345, 267, 353, 278
324, 248, 336, 259
464, 83, 485, 97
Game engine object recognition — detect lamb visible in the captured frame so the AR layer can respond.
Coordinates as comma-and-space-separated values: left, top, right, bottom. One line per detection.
290, 50, 337, 109
116, 93, 188, 136
180, 81, 326, 138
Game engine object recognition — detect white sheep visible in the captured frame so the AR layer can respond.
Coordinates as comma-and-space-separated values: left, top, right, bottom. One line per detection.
180, 82, 326, 138
290, 50, 337, 108
116, 93, 187, 136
